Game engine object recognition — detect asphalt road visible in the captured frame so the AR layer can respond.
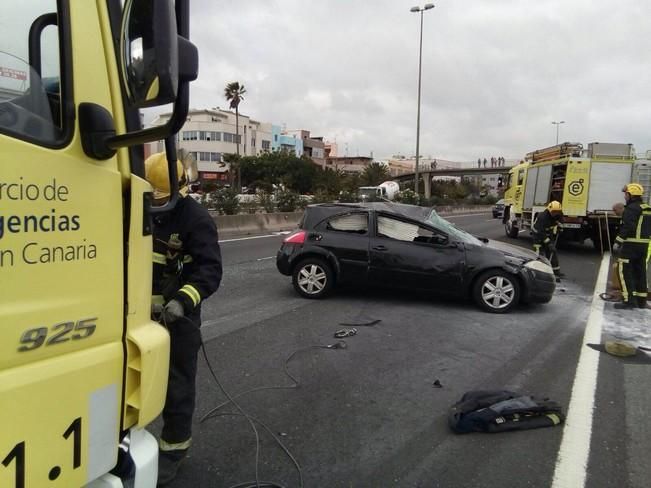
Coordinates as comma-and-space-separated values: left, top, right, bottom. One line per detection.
156, 212, 651, 488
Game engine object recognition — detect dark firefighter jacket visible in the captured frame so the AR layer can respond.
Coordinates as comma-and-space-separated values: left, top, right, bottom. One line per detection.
615, 197, 651, 247
532, 209, 560, 245
152, 196, 222, 323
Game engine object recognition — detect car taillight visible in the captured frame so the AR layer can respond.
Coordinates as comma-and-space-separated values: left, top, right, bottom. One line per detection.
284, 230, 306, 244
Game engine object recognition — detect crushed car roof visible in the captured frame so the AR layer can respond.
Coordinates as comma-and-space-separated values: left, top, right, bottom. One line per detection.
303, 202, 435, 228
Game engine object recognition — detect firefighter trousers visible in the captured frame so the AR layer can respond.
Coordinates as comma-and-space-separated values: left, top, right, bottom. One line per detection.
534, 242, 560, 275
617, 243, 648, 305
161, 314, 202, 448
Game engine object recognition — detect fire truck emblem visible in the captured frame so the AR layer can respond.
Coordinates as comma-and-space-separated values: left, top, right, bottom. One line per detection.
568, 179, 584, 196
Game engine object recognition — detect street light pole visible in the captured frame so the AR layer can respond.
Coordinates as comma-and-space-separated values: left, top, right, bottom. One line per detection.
411, 4, 434, 196
551, 120, 565, 145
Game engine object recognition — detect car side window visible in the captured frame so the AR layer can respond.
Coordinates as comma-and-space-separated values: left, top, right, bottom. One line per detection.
326, 213, 368, 234
376, 215, 441, 243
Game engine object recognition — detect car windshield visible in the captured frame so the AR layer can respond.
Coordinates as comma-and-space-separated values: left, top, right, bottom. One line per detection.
426, 210, 483, 245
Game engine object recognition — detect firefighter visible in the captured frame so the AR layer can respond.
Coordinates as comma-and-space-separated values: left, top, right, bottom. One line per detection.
145, 152, 223, 485
600, 202, 626, 302
533, 201, 564, 281
613, 183, 651, 310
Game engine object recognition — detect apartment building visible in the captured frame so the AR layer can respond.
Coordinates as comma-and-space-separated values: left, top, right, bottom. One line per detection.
147, 108, 273, 184
285, 130, 325, 167
147, 109, 328, 185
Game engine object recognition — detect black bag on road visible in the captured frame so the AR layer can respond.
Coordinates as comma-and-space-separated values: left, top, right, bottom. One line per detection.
448, 390, 565, 434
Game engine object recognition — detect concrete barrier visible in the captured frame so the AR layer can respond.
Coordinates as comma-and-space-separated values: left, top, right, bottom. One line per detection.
213, 205, 493, 237
434, 205, 493, 214
213, 212, 303, 237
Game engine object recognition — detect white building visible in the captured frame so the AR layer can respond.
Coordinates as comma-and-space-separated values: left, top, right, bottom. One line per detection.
147, 108, 273, 184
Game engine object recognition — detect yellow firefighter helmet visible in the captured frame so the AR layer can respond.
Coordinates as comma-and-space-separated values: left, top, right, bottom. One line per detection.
623, 183, 644, 196
145, 152, 188, 200
547, 201, 562, 212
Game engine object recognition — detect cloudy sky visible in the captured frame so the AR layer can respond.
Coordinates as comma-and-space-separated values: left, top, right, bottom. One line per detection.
182, 0, 651, 161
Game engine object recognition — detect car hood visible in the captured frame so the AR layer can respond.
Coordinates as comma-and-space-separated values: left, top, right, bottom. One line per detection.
481, 239, 539, 261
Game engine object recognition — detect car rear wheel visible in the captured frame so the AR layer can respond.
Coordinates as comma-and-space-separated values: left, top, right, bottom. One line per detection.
472, 270, 520, 313
292, 258, 334, 299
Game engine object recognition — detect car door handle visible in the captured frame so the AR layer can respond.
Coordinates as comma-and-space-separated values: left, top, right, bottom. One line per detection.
372, 245, 387, 251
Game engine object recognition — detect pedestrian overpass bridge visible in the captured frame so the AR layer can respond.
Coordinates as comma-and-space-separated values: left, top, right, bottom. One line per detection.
393, 166, 514, 198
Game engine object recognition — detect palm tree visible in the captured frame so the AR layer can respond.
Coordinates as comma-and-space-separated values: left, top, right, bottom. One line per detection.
224, 81, 246, 191
224, 82, 246, 156
362, 162, 390, 186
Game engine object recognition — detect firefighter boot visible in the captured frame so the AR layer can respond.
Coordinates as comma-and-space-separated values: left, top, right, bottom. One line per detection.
614, 301, 636, 310
157, 449, 186, 486
637, 297, 649, 309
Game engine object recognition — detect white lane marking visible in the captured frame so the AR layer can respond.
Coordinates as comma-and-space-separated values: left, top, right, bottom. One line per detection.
257, 256, 275, 261
551, 252, 610, 488
219, 234, 284, 243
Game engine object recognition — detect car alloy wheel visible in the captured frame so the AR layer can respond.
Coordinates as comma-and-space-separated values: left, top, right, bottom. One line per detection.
292, 258, 334, 299
297, 263, 327, 295
472, 270, 520, 313
481, 275, 515, 310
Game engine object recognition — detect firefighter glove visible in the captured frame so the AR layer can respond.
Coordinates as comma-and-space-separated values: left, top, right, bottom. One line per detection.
163, 299, 185, 324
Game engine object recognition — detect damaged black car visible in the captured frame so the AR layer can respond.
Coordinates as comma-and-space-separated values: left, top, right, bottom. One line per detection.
276, 203, 556, 313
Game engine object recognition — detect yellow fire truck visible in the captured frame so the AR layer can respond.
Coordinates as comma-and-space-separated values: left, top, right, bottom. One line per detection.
502, 142, 638, 249
1, 1, 197, 486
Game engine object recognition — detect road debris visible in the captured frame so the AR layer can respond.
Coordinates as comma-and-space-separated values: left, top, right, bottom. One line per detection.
339, 318, 381, 327
334, 328, 357, 338
586, 343, 651, 364
449, 390, 565, 434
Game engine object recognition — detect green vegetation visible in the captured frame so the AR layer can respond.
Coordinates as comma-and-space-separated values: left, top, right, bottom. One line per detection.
199, 154, 497, 212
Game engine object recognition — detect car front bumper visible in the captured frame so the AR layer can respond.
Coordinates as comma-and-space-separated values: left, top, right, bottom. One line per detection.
521, 268, 556, 303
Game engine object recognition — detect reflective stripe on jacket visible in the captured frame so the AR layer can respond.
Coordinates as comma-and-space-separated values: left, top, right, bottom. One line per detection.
532, 209, 558, 245
615, 198, 651, 245
152, 197, 222, 318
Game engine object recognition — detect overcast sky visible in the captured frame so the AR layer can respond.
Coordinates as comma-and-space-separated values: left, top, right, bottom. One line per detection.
182, 0, 651, 161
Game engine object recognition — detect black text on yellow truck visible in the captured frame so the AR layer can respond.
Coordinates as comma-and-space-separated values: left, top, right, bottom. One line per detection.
1, 1, 197, 487
502, 142, 643, 250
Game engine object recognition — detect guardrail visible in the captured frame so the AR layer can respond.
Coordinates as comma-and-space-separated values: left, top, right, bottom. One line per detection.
212, 205, 492, 238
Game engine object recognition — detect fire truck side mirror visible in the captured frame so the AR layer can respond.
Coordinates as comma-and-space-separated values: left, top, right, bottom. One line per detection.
100, 0, 197, 155
120, 0, 178, 108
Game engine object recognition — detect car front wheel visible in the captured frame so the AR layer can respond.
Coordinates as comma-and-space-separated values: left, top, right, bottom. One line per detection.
472, 270, 520, 313
292, 258, 334, 299
505, 219, 519, 238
